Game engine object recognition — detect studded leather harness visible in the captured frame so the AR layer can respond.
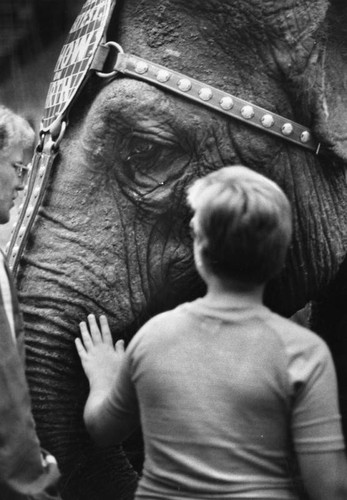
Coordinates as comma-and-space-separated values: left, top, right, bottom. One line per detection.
6, 0, 322, 273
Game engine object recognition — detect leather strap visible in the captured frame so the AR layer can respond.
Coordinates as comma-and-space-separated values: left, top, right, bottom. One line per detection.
6, 1, 322, 274
109, 51, 320, 153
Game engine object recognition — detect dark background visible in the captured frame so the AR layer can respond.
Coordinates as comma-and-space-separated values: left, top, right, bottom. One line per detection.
0, 0, 85, 129
0, 0, 85, 246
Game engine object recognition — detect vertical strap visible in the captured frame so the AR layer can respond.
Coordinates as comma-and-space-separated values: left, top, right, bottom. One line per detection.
0, 252, 16, 342
2, 251, 26, 359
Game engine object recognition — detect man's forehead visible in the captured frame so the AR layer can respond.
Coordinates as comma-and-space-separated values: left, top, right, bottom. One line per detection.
1, 143, 26, 161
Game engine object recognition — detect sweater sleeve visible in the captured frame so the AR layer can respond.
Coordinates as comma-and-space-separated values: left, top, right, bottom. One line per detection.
289, 336, 345, 454
96, 347, 140, 445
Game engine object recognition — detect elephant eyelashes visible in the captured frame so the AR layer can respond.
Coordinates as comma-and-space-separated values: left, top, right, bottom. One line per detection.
129, 136, 153, 154
123, 143, 162, 186
119, 135, 178, 188
125, 138, 155, 165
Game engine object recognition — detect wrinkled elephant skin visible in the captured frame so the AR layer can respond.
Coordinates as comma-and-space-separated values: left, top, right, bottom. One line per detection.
16, 1, 347, 499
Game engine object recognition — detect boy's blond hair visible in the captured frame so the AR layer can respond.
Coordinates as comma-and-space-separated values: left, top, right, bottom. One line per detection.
187, 165, 292, 285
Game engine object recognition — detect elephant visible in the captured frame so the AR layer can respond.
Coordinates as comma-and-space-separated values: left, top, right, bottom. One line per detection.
10, 0, 347, 498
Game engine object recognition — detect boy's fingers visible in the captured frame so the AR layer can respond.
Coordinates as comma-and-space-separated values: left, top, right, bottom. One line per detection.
99, 315, 113, 346
87, 314, 102, 343
79, 321, 93, 349
75, 337, 86, 357
115, 339, 125, 353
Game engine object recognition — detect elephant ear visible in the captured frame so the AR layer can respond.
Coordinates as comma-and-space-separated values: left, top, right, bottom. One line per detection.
315, 1, 347, 159
284, 1, 347, 160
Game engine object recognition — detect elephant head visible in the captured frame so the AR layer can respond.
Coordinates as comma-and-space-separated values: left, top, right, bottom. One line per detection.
12, 0, 347, 498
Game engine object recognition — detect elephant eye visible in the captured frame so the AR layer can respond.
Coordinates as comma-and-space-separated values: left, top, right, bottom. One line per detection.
120, 134, 179, 189
115, 130, 189, 197
125, 138, 155, 163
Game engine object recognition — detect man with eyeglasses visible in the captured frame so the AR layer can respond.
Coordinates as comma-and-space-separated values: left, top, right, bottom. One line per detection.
0, 105, 61, 500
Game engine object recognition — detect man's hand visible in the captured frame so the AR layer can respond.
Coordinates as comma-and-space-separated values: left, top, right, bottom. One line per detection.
75, 314, 125, 392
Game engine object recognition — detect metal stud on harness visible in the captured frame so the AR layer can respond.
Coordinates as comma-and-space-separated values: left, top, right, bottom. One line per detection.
6, 0, 321, 274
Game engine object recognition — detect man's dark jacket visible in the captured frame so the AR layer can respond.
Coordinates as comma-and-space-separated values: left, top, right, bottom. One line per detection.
0, 254, 60, 499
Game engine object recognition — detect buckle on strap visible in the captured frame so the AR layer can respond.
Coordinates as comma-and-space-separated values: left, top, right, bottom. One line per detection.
5, 125, 66, 274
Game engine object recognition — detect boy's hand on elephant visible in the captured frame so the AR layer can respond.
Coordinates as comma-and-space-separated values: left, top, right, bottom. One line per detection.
75, 314, 125, 392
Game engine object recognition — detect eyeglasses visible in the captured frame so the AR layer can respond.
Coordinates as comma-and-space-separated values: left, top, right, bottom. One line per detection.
12, 162, 31, 183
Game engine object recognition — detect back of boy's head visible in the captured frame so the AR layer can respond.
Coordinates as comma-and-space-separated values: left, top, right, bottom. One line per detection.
187, 165, 292, 285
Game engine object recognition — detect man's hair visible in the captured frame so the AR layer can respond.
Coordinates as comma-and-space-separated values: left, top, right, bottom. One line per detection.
0, 105, 34, 156
187, 165, 292, 285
